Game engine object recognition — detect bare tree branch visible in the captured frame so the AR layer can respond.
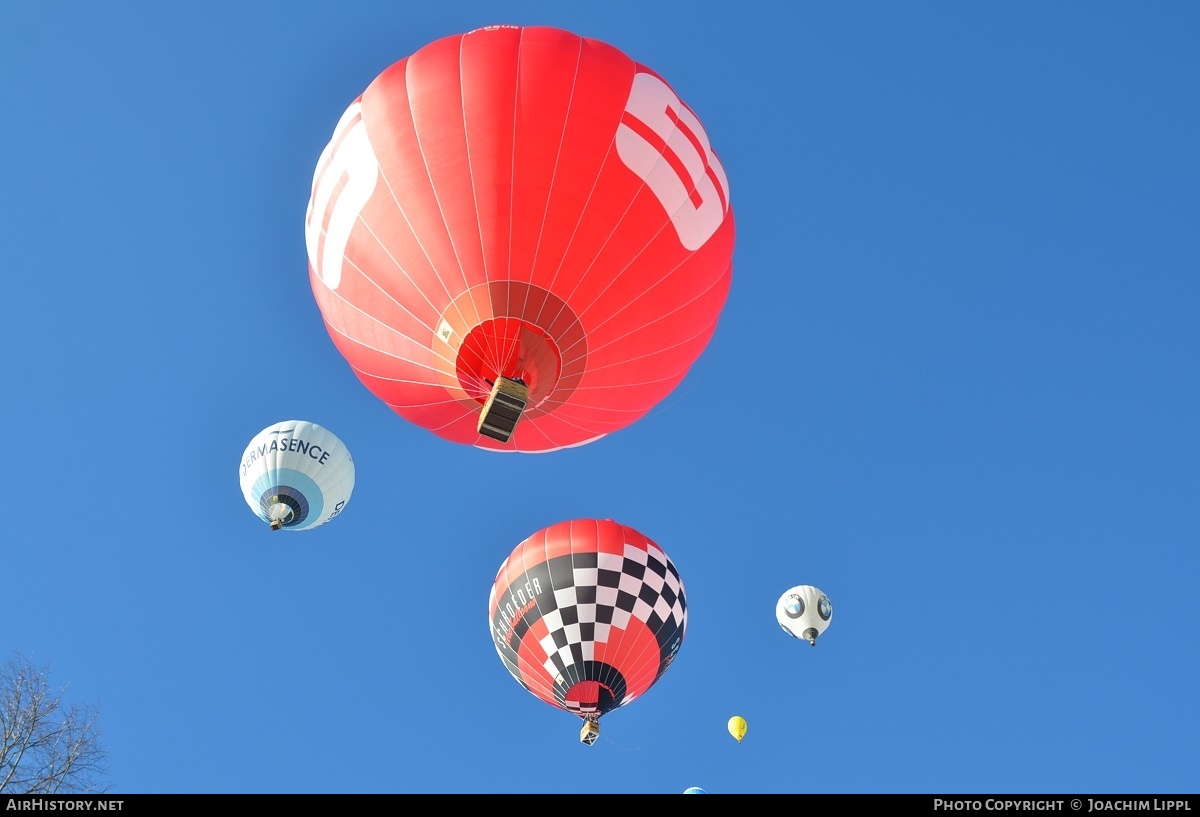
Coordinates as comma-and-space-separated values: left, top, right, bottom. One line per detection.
0, 652, 111, 794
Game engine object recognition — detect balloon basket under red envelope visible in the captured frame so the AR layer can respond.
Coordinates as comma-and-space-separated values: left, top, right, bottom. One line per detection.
477, 376, 530, 443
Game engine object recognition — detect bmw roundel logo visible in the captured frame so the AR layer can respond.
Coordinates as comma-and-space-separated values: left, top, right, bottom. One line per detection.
784, 595, 804, 619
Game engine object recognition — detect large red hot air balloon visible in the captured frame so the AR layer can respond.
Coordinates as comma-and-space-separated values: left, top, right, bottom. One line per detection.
488, 519, 687, 744
305, 25, 735, 452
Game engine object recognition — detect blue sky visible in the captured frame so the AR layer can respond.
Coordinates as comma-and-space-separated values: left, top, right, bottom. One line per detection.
3, 0, 1198, 796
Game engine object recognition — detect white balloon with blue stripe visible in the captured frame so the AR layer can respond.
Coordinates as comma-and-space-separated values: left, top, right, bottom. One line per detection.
239, 420, 355, 531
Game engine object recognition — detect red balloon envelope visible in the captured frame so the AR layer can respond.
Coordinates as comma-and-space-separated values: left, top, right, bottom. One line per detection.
305, 25, 735, 452
488, 519, 687, 744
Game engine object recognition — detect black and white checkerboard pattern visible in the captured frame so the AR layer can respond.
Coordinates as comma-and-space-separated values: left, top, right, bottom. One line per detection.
534, 539, 687, 702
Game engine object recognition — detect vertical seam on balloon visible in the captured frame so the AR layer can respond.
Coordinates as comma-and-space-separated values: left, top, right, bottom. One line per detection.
531, 51, 625, 344
569, 519, 595, 719
522, 33, 586, 451
460, 32, 504, 384
527, 524, 561, 708
602, 520, 633, 718
595, 518, 625, 718
404, 38, 479, 377
567, 520, 587, 719
586, 518, 617, 720
498, 29, 521, 384
586, 518, 619, 722
522, 33, 577, 335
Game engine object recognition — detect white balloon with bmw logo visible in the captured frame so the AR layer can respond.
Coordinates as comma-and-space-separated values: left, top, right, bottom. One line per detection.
776, 585, 833, 646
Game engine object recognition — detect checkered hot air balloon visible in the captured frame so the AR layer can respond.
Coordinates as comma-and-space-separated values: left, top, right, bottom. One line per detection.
488, 519, 687, 744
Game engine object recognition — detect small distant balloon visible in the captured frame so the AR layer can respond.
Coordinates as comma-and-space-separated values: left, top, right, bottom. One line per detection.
683, 787, 707, 794
238, 420, 355, 531
727, 715, 747, 743
776, 585, 833, 646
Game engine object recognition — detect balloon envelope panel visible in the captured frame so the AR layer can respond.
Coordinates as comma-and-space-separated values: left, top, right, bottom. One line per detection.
238, 421, 355, 531
488, 519, 687, 723
305, 25, 735, 452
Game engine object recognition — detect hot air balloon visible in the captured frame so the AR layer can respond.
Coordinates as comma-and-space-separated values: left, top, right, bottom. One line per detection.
727, 715, 747, 743
238, 421, 354, 531
683, 787, 707, 794
776, 585, 833, 646
488, 519, 687, 744
305, 25, 735, 452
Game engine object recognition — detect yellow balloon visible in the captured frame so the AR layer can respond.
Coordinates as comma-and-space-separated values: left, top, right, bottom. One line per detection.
728, 715, 747, 743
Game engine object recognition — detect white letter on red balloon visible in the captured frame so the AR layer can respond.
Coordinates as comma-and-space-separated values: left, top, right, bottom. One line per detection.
305, 102, 380, 291
616, 72, 730, 251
